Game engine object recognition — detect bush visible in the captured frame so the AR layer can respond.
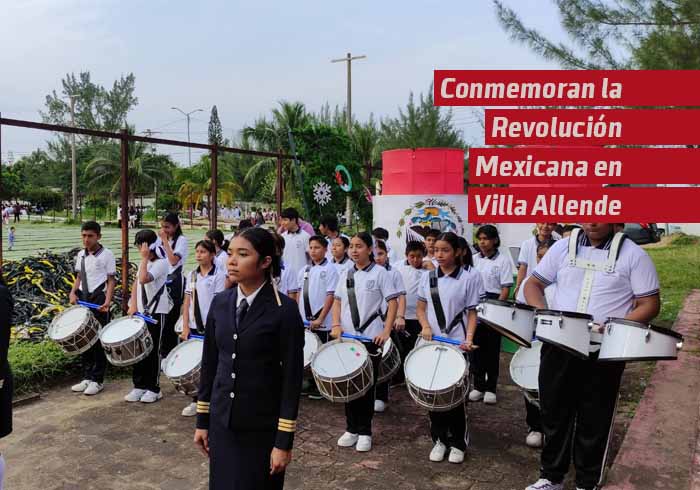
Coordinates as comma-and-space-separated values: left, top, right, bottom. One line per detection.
22, 186, 64, 210
9, 340, 79, 394
671, 233, 700, 247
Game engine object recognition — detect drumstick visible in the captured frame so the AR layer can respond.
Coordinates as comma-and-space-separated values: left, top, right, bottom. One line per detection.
341, 333, 374, 343
428, 347, 446, 390
77, 300, 101, 310
272, 280, 282, 307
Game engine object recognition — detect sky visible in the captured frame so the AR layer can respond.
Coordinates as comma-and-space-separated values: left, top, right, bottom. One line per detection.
0, 0, 567, 165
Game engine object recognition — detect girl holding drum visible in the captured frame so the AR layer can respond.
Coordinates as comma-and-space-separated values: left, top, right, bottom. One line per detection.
470, 225, 513, 405
194, 227, 304, 490
180, 240, 227, 417
417, 232, 484, 464
331, 232, 399, 452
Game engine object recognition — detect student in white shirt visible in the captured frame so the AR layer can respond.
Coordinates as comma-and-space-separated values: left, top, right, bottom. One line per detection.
68, 221, 117, 396
417, 232, 484, 464
373, 240, 407, 413
205, 229, 230, 273
423, 228, 441, 268
524, 223, 660, 490
331, 232, 399, 453
514, 223, 557, 298
330, 236, 353, 273
126, 230, 172, 404
371, 227, 400, 265
156, 213, 189, 359
320, 215, 348, 261
280, 208, 310, 280
267, 231, 298, 301
290, 236, 339, 400
471, 225, 513, 405
179, 240, 226, 417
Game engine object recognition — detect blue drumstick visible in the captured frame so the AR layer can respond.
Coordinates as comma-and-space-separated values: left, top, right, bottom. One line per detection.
135, 312, 158, 324
341, 332, 374, 343
77, 300, 102, 309
189, 334, 204, 340
432, 335, 463, 346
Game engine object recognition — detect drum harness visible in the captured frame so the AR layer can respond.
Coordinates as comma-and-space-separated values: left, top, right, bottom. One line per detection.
190, 269, 205, 332
567, 228, 626, 353
429, 269, 465, 336
140, 278, 167, 320
346, 269, 383, 356
302, 265, 324, 322
79, 250, 106, 304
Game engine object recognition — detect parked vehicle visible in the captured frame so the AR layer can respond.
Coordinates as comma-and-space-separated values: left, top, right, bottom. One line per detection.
624, 223, 662, 245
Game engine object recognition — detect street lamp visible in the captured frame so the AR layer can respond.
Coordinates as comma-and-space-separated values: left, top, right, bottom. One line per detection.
171, 107, 204, 166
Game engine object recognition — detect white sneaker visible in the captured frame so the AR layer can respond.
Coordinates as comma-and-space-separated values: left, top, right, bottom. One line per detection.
526, 431, 543, 448
468, 389, 484, 402
374, 400, 387, 413
124, 388, 147, 402
181, 402, 197, 417
83, 382, 103, 396
71, 380, 90, 392
429, 441, 447, 462
525, 479, 564, 490
448, 447, 465, 464
356, 435, 372, 452
140, 390, 163, 403
484, 391, 497, 404
337, 432, 359, 447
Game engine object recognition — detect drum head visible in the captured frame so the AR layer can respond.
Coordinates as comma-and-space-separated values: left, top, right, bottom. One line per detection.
382, 337, 393, 357
49, 306, 90, 339
164, 339, 203, 377
303, 330, 320, 365
509, 340, 542, 391
312, 341, 367, 378
405, 344, 466, 391
100, 317, 145, 343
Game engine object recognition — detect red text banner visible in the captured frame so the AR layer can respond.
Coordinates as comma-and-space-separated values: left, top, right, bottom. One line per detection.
468, 147, 700, 184
434, 70, 700, 106
484, 109, 700, 145
468, 187, 700, 223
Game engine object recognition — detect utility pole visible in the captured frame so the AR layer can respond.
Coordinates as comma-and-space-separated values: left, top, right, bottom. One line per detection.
171, 107, 203, 166
69, 95, 77, 219
144, 129, 161, 221
331, 52, 366, 226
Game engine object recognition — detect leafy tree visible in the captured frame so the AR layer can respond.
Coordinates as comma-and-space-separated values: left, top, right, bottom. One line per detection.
178, 154, 242, 210
351, 117, 382, 189
22, 186, 63, 209
0, 166, 22, 200
208, 105, 224, 147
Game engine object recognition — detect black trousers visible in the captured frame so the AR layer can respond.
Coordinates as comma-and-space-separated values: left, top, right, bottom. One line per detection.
132, 314, 166, 393
429, 402, 469, 451
525, 393, 542, 432
0, 366, 12, 439
471, 319, 501, 393
345, 343, 381, 436
77, 288, 109, 384
161, 269, 184, 358
539, 342, 624, 489
209, 421, 284, 490
376, 319, 421, 404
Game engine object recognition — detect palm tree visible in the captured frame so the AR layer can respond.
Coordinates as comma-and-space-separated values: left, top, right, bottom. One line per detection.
351, 117, 381, 190
84, 136, 174, 205
178, 154, 242, 210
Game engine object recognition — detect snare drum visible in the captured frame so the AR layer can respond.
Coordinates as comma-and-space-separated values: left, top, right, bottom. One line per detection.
48, 305, 101, 356
598, 318, 684, 362
404, 341, 468, 412
535, 309, 593, 359
303, 330, 321, 369
100, 316, 153, 367
477, 299, 536, 348
163, 338, 203, 395
377, 337, 401, 384
311, 339, 373, 403
509, 340, 542, 408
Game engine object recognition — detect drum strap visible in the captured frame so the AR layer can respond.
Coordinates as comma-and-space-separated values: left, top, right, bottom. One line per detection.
347, 269, 380, 334
141, 281, 167, 317
429, 270, 464, 334
302, 266, 322, 321
79, 254, 89, 294
191, 270, 205, 331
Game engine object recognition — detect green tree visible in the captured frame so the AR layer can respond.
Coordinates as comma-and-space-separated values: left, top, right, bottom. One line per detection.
177, 154, 242, 210
208, 105, 224, 147
351, 117, 382, 189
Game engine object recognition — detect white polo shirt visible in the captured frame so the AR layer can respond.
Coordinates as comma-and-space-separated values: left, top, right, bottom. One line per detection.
292, 258, 339, 330
473, 250, 514, 295
381, 264, 406, 318
74, 245, 117, 294
334, 262, 400, 338
532, 234, 660, 324
282, 228, 311, 278
324, 233, 350, 262
516, 275, 554, 307
185, 264, 226, 329
331, 256, 354, 274
417, 265, 485, 342
214, 250, 229, 273
395, 261, 427, 320
132, 258, 171, 315
155, 235, 189, 273
274, 263, 297, 296
517, 235, 557, 276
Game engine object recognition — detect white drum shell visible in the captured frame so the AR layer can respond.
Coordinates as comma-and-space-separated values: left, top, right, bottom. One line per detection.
310, 340, 373, 403
535, 311, 592, 359
99, 316, 153, 367
509, 340, 543, 392
303, 330, 321, 369
163, 339, 203, 395
48, 306, 101, 356
377, 337, 401, 384
477, 300, 535, 348
599, 320, 683, 362
404, 342, 468, 412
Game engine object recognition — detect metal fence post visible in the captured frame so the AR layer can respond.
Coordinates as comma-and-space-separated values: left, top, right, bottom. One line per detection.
211, 144, 218, 230
120, 129, 130, 314
276, 151, 283, 218
0, 112, 3, 271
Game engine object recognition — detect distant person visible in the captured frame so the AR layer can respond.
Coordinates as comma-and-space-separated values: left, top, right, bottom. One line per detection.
279, 208, 311, 280
7, 228, 14, 252
12, 204, 20, 224
255, 210, 265, 227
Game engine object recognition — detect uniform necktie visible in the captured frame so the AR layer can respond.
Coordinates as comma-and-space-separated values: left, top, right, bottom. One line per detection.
236, 298, 249, 328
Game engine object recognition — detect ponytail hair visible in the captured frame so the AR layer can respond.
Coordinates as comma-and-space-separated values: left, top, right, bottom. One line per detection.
162, 212, 183, 242
457, 236, 473, 269
436, 232, 462, 267
353, 231, 375, 262
195, 239, 216, 255
239, 227, 282, 281
206, 229, 229, 252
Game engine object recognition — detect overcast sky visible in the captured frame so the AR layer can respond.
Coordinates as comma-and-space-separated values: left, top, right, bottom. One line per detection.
0, 0, 565, 165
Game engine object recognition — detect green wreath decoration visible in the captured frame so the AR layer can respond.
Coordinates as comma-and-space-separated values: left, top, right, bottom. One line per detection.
334, 164, 352, 193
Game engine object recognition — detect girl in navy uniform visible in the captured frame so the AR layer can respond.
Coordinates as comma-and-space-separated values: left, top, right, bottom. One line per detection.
180, 240, 226, 417
470, 225, 513, 405
330, 236, 353, 273
205, 229, 230, 273
417, 232, 484, 464
156, 213, 188, 358
0, 276, 13, 489
194, 227, 304, 490
331, 232, 399, 452
373, 239, 406, 413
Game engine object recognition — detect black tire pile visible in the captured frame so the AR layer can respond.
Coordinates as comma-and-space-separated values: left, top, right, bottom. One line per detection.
1, 249, 135, 341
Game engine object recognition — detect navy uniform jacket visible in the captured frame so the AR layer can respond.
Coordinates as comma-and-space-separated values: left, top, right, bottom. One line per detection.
196, 282, 304, 450
0, 284, 13, 438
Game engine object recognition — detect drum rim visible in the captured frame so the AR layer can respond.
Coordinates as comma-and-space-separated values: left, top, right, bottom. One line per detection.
482, 298, 535, 311
404, 342, 467, 391
509, 341, 542, 391
311, 339, 370, 382
597, 354, 679, 362
99, 315, 147, 345
536, 335, 589, 359
605, 317, 684, 340
480, 319, 532, 348
164, 339, 203, 378
48, 305, 93, 340
535, 309, 593, 321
